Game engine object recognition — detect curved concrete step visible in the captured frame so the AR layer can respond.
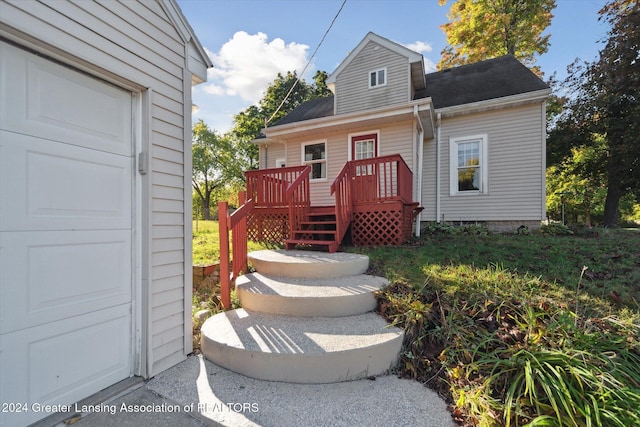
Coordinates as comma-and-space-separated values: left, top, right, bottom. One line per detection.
248, 249, 369, 279
200, 309, 403, 384
236, 273, 389, 317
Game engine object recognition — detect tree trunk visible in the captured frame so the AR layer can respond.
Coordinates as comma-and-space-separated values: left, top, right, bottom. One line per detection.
603, 184, 621, 227
203, 197, 211, 220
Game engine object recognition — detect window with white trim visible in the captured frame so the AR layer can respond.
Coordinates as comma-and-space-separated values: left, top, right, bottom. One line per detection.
449, 134, 488, 195
369, 68, 386, 88
302, 141, 327, 180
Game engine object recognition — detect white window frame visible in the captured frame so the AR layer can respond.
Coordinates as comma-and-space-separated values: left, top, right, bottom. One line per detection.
301, 140, 327, 182
449, 134, 488, 196
369, 67, 387, 89
347, 130, 380, 161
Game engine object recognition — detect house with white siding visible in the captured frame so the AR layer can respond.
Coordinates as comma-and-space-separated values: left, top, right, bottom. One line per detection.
0, 1, 211, 425
249, 32, 550, 251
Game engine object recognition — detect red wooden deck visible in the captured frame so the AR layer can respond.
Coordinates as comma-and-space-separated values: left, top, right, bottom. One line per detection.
244, 154, 422, 252
218, 154, 422, 306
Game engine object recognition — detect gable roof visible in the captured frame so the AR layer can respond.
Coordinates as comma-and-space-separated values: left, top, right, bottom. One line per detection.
161, 0, 213, 84
417, 55, 549, 109
270, 55, 548, 129
327, 32, 425, 89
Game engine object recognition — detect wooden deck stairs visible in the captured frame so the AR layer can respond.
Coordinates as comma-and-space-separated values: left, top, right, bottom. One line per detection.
286, 206, 340, 252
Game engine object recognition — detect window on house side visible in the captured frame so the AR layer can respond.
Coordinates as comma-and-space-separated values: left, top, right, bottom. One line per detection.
369, 68, 386, 88
302, 141, 327, 180
449, 135, 488, 195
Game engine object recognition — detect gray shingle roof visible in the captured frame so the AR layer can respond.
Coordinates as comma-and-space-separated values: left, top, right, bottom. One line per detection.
270, 55, 548, 127
418, 55, 549, 109
272, 96, 335, 126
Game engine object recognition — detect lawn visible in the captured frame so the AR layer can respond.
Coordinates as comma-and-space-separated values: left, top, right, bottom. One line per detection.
192, 220, 274, 265
352, 227, 640, 426
192, 223, 640, 426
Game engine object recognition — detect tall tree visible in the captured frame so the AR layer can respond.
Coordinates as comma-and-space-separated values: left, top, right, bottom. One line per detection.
551, 0, 639, 226
192, 120, 242, 219
596, 0, 640, 226
438, 0, 555, 73
229, 70, 331, 168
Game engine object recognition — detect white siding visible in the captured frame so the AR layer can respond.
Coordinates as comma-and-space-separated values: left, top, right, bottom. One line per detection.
421, 104, 546, 222
260, 143, 286, 169
335, 41, 409, 115
0, 0, 196, 377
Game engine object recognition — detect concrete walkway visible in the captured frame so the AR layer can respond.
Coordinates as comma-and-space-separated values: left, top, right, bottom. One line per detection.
68, 354, 453, 427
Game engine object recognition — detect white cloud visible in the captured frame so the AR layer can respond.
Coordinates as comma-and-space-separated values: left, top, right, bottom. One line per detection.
424, 58, 437, 73
402, 40, 437, 72
404, 40, 433, 54
203, 31, 310, 104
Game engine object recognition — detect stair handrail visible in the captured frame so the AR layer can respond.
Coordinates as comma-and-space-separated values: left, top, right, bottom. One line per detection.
285, 165, 311, 240
330, 162, 353, 246
218, 191, 255, 309
245, 165, 309, 207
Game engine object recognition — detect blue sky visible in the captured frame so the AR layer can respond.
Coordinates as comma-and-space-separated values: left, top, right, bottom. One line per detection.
177, 0, 610, 134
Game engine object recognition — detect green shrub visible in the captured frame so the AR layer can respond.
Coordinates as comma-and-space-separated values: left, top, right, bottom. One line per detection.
540, 223, 574, 235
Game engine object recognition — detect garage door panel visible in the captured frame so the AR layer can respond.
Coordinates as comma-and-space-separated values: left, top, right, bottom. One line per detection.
0, 40, 136, 426
0, 305, 132, 427
0, 230, 132, 334
0, 42, 132, 156
0, 130, 132, 232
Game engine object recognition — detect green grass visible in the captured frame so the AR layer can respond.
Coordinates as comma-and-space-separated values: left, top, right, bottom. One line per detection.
192, 220, 274, 265
191, 223, 640, 425
192, 220, 221, 265
353, 228, 640, 427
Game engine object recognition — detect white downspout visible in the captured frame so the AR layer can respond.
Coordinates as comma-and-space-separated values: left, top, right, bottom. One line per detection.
436, 112, 442, 223
414, 106, 424, 237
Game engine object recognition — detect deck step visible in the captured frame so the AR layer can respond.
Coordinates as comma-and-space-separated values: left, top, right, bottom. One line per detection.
200, 309, 403, 384
285, 239, 339, 252
299, 220, 336, 226
248, 249, 368, 278
236, 272, 388, 317
292, 229, 337, 235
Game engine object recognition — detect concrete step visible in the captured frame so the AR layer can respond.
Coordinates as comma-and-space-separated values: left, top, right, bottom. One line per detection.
200, 309, 403, 384
236, 272, 388, 317
248, 249, 368, 278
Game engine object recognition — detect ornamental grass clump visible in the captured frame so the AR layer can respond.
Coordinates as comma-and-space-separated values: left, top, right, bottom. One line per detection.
375, 260, 640, 427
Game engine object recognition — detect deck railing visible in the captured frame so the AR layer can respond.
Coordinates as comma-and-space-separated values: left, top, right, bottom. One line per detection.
285, 166, 311, 239
350, 154, 413, 204
218, 191, 254, 308
330, 162, 353, 245
245, 166, 309, 207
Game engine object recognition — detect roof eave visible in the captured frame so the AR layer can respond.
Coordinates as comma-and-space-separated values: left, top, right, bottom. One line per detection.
436, 88, 551, 118
263, 99, 433, 141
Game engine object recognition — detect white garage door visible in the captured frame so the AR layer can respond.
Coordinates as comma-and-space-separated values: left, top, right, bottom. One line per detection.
0, 42, 134, 426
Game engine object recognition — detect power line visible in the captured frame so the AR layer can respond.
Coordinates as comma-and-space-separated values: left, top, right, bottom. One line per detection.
265, 0, 347, 126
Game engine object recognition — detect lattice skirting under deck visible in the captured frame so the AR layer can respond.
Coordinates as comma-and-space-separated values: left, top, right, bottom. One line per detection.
248, 208, 289, 243
351, 202, 415, 247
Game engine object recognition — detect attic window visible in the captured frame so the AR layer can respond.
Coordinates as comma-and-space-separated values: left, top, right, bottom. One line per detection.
369, 68, 386, 88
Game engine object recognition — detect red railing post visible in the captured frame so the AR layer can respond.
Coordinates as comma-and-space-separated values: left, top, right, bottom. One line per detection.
218, 201, 231, 309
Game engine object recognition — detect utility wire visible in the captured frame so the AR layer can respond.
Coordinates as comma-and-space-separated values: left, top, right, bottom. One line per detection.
265, 0, 347, 126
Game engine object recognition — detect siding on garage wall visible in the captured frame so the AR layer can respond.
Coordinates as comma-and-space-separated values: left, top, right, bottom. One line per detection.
281, 120, 416, 206
421, 103, 546, 222
0, 0, 193, 377
335, 41, 410, 115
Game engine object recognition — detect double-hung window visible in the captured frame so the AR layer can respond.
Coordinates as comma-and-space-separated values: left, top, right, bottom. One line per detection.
302, 141, 327, 180
369, 68, 386, 88
449, 134, 488, 195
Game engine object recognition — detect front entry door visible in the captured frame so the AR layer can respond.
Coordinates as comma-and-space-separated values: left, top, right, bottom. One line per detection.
351, 133, 378, 201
